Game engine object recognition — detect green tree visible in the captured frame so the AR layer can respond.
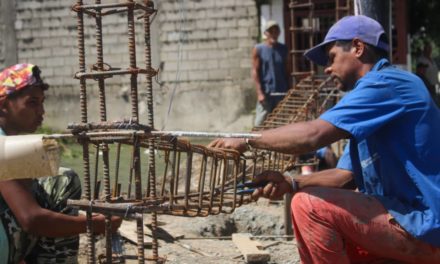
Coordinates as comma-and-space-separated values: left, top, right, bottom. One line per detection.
408, 0, 440, 57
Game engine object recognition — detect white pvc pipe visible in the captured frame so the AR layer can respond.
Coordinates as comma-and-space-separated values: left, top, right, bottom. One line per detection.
0, 135, 60, 181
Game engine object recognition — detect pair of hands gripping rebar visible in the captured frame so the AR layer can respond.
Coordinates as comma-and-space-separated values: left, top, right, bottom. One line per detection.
236, 180, 270, 195
233, 172, 299, 199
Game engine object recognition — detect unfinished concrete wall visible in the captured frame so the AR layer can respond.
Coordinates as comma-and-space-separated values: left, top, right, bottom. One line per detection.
11, 0, 162, 129
1, 0, 258, 132
155, 0, 258, 131
0, 0, 18, 68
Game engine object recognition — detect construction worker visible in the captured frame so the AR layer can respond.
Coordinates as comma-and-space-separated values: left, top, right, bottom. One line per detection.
0, 63, 121, 263
209, 16, 440, 263
252, 20, 289, 126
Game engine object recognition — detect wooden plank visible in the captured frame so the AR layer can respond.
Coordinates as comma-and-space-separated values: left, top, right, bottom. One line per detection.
232, 233, 270, 263
119, 220, 152, 246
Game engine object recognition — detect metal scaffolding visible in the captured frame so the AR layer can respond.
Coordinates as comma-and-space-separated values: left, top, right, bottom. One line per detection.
288, 0, 353, 83
289, 0, 316, 81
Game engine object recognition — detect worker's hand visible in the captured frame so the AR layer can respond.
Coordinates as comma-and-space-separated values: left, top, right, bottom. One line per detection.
257, 93, 266, 104
92, 214, 123, 234
251, 170, 293, 201
208, 138, 247, 153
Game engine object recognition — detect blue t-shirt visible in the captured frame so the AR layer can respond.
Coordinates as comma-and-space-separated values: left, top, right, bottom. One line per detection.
336, 143, 352, 171
256, 43, 289, 95
320, 58, 440, 247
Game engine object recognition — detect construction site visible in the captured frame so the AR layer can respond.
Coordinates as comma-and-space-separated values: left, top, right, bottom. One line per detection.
2, 0, 437, 263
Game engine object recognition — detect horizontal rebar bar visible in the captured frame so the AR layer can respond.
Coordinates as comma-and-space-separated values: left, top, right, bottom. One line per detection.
155, 131, 261, 138
76, 2, 151, 11
67, 199, 251, 216
68, 121, 152, 132
68, 199, 166, 215
44, 130, 261, 140
75, 68, 157, 79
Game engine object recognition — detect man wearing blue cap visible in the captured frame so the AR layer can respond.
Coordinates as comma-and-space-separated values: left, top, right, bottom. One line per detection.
210, 15, 440, 263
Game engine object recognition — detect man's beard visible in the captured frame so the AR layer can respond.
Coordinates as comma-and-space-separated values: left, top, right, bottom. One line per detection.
333, 76, 350, 92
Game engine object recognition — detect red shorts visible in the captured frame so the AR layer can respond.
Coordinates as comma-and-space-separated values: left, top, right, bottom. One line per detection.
291, 187, 440, 264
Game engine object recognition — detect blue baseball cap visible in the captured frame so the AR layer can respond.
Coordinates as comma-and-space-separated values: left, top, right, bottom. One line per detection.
304, 15, 389, 66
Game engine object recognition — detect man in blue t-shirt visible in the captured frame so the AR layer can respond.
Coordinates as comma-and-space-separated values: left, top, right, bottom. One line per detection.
252, 21, 289, 126
210, 15, 440, 263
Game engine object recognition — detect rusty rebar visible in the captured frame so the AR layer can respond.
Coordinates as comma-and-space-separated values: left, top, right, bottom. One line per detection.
68, 143, 276, 217
82, 141, 95, 263
133, 138, 145, 263
49, 128, 260, 140
74, 68, 157, 79
126, 5, 147, 260
113, 143, 122, 197
127, 0, 139, 122
69, 0, 320, 262
68, 121, 152, 133
76, 0, 95, 262
93, 144, 100, 200
93, 0, 113, 261
143, 0, 159, 261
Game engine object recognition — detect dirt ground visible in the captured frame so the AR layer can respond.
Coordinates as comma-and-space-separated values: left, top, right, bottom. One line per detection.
78, 200, 300, 264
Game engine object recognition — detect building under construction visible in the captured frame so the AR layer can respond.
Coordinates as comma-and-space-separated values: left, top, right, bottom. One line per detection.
0, 0, 414, 263
0, 0, 410, 133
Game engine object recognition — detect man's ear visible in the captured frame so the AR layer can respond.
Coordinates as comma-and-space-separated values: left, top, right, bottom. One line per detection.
351, 38, 365, 58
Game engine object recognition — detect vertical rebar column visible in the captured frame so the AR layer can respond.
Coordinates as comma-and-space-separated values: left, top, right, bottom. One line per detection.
128, 1, 139, 122
307, 0, 314, 74
127, 1, 145, 262
289, 0, 296, 81
94, 1, 112, 262
75, 1, 95, 262
143, 0, 159, 261
336, 0, 341, 20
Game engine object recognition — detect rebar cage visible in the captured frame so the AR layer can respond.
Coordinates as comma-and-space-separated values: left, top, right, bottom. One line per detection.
67, 1, 342, 263
68, 1, 295, 262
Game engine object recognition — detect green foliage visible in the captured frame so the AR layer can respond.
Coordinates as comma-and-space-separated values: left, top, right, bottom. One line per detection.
409, 0, 440, 56
34, 125, 80, 159
34, 125, 57, 135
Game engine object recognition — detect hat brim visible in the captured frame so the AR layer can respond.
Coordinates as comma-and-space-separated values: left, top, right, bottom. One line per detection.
264, 24, 280, 32
304, 40, 335, 66
305, 38, 390, 67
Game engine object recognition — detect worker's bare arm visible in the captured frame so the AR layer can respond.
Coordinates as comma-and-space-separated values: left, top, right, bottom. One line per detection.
209, 119, 350, 155
252, 47, 265, 103
253, 119, 348, 153
251, 168, 354, 200
0, 179, 121, 237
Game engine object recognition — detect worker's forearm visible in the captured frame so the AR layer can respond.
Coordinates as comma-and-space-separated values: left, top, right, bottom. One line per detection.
248, 119, 348, 154
252, 71, 264, 96
295, 168, 353, 189
250, 121, 322, 154
25, 209, 87, 237
25, 210, 111, 237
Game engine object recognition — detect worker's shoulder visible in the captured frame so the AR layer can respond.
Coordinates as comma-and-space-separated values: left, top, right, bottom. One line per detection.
277, 42, 288, 49
362, 64, 420, 86
356, 67, 429, 104
255, 42, 266, 48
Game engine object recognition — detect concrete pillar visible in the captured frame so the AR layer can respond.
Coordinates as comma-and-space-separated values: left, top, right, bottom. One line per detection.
0, 0, 18, 68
